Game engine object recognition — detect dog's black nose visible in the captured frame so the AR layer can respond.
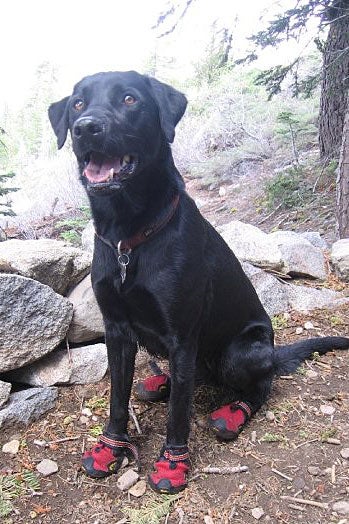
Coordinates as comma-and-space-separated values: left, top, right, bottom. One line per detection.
73, 117, 104, 138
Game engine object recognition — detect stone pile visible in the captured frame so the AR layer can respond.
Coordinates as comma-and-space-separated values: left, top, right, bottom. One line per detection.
0, 221, 348, 429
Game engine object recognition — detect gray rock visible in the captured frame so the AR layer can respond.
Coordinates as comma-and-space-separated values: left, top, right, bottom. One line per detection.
128, 480, 147, 497
331, 239, 349, 281
242, 263, 289, 316
0, 239, 92, 294
268, 230, 327, 279
0, 387, 58, 429
332, 500, 349, 515
7, 343, 108, 386
81, 221, 95, 253
300, 231, 327, 250
0, 380, 11, 408
36, 459, 59, 477
0, 274, 73, 372
116, 469, 139, 491
340, 448, 349, 459
220, 221, 283, 271
67, 275, 104, 343
242, 263, 347, 317
2, 439, 20, 454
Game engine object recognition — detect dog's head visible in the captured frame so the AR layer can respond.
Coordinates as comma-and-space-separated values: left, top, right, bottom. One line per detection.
48, 71, 187, 194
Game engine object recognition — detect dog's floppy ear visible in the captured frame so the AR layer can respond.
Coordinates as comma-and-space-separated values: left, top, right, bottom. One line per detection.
48, 96, 70, 149
146, 77, 187, 143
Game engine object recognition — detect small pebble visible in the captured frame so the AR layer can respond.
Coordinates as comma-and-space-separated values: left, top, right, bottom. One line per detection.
320, 405, 335, 416
333, 500, 349, 515
340, 448, 349, 459
128, 480, 147, 498
252, 507, 264, 520
2, 439, 20, 454
116, 469, 139, 491
295, 327, 303, 335
251, 431, 257, 443
81, 407, 92, 417
204, 516, 214, 524
79, 415, 90, 425
33, 439, 47, 447
265, 411, 275, 422
308, 466, 320, 476
304, 321, 314, 330
218, 187, 226, 197
305, 369, 318, 379
36, 459, 59, 477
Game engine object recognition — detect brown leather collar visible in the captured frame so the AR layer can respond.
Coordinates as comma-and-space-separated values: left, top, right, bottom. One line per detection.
95, 193, 180, 254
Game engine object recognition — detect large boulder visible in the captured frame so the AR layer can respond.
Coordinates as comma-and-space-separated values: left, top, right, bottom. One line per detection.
0, 380, 11, 408
0, 387, 58, 429
220, 220, 327, 279
81, 220, 95, 253
0, 274, 73, 372
0, 239, 92, 294
268, 230, 327, 279
7, 343, 108, 386
331, 239, 349, 281
220, 221, 283, 271
243, 263, 346, 316
67, 274, 104, 342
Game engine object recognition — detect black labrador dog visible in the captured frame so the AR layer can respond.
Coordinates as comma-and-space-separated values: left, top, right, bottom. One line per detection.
49, 71, 349, 494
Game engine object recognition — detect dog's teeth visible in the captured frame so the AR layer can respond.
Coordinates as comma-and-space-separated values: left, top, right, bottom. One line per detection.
107, 168, 114, 180
123, 155, 131, 165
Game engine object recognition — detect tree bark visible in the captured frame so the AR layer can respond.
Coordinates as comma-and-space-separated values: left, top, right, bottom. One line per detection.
336, 96, 349, 237
319, 0, 349, 160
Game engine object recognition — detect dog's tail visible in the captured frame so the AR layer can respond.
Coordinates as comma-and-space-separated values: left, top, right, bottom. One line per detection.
273, 336, 349, 375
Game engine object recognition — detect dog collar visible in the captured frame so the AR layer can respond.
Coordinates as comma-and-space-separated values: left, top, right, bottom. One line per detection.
95, 193, 180, 283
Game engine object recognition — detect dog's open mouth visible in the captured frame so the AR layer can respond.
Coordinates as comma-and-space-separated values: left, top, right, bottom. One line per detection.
83, 152, 138, 188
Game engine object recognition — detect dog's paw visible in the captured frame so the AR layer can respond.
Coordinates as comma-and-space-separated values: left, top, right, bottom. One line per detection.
82, 434, 139, 478
208, 401, 252, 440
148, 445, 190, 494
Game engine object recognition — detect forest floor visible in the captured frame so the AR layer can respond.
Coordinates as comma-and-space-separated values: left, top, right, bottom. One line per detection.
1, 169, 348, 524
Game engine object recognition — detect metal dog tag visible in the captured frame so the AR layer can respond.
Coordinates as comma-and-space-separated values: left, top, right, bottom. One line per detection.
117, 242, 130, 284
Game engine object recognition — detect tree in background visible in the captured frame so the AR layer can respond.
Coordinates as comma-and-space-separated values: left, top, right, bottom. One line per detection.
0, 127, 18, 218
247, 0, 349, 162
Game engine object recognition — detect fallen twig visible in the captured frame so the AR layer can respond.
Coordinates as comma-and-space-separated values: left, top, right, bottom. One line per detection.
271, 468, 293, 481
257, 203, 282, 225
288, 503, 306, 512
200, 465, 248, 475
281, 496, 329, 509
47, 436, 80, 444
128, 401, 142, 434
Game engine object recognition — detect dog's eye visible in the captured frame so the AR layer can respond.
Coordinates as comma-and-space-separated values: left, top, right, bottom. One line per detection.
124, 95, 136, 106
73, 99, 85, 111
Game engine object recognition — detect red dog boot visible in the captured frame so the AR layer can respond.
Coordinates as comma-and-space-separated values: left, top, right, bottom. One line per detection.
149, 445, 190, 494
82, 433, 139, 478
208, 401, 252, 440
135, 373, 171, 402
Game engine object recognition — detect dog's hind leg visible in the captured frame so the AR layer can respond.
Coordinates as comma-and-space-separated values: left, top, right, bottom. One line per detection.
208, 328, 275, 440
82, 326, 139, 478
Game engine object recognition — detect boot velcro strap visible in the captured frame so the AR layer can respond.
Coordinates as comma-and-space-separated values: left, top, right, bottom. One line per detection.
231, 401, 252, 419
164, 449, 190, 462
99, 435, 139, 468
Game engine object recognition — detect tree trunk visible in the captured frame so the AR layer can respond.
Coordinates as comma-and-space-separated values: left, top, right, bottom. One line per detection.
336, 97, 349, 237
319, 0, 349, 160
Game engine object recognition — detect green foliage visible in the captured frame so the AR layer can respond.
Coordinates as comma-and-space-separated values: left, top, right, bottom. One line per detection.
89, 423, 104, 437
56, 206, 91, 246
261, 432, 287, 443
193, 23, 233, 86
271, 314, 288, 330
123, 494, 181, 524
0, 470, 41, 517
264, 166, 312, 210
86, 396, 108, 410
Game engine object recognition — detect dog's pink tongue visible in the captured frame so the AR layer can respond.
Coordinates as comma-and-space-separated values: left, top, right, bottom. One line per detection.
84, 155, 121, 183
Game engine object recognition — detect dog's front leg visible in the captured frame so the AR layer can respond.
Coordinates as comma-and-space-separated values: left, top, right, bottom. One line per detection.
82, 325, 138, 478
149, 342, 197, 494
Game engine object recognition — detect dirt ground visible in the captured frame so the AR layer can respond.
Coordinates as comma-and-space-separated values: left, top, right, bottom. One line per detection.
1, 176, 348, 524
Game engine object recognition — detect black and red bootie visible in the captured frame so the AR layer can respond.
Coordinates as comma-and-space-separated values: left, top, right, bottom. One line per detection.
149, 445, 190, 494
82, 433, 139, 478
135, 361, 171, 402
208, 401, 252, 440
